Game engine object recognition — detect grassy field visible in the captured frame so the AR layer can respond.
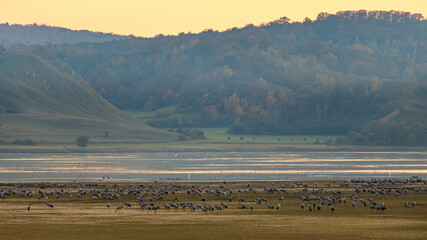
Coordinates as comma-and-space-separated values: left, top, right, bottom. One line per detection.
3, 126, 427, 153
129, 110, 339, 144
0, 180, 426, 240
0, 131, 427, 153
0, 51, 177, 144
0, 142, 351, 153
0, 112, 176, 143
195, 127, 337, 144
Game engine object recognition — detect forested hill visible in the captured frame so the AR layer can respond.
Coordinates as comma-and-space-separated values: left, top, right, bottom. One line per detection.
0, 23, 128, 45
9, 10, 427, 145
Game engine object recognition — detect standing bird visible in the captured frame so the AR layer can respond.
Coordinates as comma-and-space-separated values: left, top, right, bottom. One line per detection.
412, 199, 416, 207
27, 204, 31, 212
107, 203, 110, 209
275, 203, 281, 210
330, 206, 335, 212
404, 201, 408, 208
164, 203, 171, 211
115, 205, 124, 213
369, 204, 375, 213
301, 202, 305, 210
249, 205, 254, 211
308, 205, 312, 212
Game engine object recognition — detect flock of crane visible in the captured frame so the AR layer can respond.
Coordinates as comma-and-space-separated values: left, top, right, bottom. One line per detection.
1, 177, 425, 215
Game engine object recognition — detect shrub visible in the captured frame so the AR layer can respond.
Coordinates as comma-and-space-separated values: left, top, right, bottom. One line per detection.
171, 129, 205, 140
76, 136, 89, 147
324, 139, 333, 145
346, 121, 427, 146
12, 139, 37, 145
334, 137, 347, 145
177, 135, 189, 141
349, 133, 369, 145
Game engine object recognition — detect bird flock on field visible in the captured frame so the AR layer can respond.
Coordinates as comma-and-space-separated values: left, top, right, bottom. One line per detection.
0, 176, 425, 215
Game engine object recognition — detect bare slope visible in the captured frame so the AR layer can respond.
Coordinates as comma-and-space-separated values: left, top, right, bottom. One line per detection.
0, 51, 175, 142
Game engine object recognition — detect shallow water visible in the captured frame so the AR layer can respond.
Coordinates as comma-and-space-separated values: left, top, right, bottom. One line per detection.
0, 152, 426, 182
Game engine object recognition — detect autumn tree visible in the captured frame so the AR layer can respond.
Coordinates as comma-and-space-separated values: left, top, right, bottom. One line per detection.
224, 93, 245, 116
201, 105, 218, 126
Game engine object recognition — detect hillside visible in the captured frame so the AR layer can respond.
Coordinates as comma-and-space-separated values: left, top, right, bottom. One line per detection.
0, 50, 175, 142
0, 23, 127, 46
5, 10, 427, 146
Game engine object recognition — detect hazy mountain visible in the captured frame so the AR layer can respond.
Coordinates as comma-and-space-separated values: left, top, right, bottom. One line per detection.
0, 50, 175, 142
0, 23, 128, 46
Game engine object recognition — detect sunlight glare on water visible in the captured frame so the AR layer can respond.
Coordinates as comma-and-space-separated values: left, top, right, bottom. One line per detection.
0, 152, 426, 182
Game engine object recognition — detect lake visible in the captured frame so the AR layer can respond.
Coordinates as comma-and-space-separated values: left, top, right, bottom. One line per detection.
0, 152, 426, 182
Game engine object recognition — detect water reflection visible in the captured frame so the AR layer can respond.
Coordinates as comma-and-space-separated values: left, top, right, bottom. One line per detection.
0, 152, 426, 182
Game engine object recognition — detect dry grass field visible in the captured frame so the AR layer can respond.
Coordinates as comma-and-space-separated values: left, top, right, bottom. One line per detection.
0, 180, 426, 240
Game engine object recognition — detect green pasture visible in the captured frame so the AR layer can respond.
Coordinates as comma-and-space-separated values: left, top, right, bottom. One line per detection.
194, 127, 338, 144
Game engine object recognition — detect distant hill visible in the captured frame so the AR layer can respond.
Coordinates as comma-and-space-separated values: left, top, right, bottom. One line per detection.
4, 10, 427, 146
0, 51, 175, 142
0, 23, 128, 46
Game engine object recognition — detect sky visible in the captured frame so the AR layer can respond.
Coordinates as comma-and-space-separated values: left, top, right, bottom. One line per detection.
0, 0, 426, 37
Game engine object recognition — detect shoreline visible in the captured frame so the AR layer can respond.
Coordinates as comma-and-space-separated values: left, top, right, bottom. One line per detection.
1, 143, 427, 153
1, 178, 419, 185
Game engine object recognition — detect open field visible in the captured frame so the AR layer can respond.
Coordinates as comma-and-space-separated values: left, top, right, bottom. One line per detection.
2, 141, 427, 153
2, 127, 427, 153
1, 179, 426, 239
193, 128, 337, 144
0, 113, 175, 143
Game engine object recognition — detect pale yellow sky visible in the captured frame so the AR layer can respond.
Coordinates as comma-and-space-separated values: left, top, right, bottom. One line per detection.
0, 0, 426, 37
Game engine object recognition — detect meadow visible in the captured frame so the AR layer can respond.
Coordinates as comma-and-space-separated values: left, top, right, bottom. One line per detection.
0, 180, 426, 240
3, 125, 425, 153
